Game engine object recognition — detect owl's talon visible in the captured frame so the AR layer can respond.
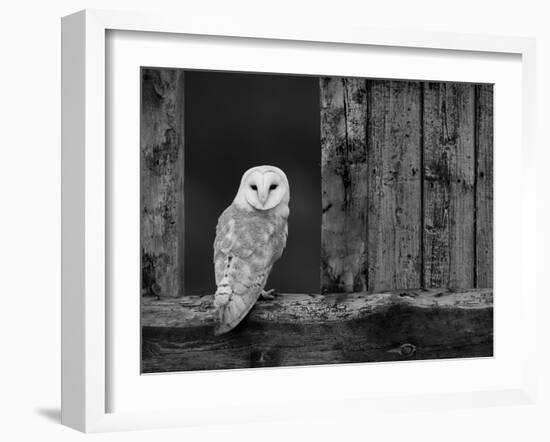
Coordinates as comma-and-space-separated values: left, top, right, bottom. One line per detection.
260, 289, 276, 300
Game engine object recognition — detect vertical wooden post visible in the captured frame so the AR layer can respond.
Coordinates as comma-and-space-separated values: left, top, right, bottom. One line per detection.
320, 77, 368, 293
367, 80, 423, 292
423, 82, 476, 289
475, 85, 493, 288
140, 68, 185, 297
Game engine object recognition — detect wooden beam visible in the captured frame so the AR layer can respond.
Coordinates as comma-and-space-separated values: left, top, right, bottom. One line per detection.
320, 77, 368, 293
475, 84, 494, 288
142, 288, 493, 372
423, 83, 476, 289
140, 68, 185, 297
367, 80, 423, 292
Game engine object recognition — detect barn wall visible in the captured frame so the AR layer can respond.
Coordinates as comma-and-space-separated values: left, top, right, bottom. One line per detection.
320, 78, 493, 293
139, 71, 493, 297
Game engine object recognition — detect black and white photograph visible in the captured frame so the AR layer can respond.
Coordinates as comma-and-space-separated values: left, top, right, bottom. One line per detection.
140, 68, 493, 373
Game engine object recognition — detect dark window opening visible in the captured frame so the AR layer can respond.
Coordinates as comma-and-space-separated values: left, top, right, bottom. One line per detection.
184, 71, 321, 295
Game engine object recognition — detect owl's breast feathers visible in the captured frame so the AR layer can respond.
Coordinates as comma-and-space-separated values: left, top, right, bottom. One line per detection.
213, 204, 288, 334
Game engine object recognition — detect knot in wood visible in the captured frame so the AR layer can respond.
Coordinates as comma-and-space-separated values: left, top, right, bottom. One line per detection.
398, 343, 416, 357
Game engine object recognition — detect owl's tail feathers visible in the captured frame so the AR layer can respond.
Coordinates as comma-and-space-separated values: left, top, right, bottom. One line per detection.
213, 280, 232, 335
213, 283, 251, 336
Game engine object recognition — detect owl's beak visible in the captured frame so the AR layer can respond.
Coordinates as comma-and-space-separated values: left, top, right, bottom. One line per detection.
258, 187, 269, 205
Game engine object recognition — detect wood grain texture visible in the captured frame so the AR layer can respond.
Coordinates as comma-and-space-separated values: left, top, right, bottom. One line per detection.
475, 85, 494, 288
320, 77, 368, 293
141, 68, 185, 297
142, 288, 493, 372
367, 81, 422, 292
423, 82, 476, 289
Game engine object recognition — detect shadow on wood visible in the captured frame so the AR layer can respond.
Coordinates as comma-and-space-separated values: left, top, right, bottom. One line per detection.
141, 288, 493, 373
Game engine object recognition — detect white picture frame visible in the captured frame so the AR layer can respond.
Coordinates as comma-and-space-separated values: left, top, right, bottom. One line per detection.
61, 9, 537, 433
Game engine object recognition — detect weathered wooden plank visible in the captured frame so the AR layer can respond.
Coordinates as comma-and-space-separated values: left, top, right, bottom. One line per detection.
141, 288, 493, 372
141, 68, 185, 297
475, 84, 494, 288
320, 77, 368, 293
142, 288, 492, 327
367, 80, 422, 292
423, 83, 476, 289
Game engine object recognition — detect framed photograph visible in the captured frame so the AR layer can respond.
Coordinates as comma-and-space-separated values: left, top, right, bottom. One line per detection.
61, 9, 537, 432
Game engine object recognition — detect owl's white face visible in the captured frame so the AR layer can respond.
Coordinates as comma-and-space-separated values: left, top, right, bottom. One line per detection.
235, 166, 290, 211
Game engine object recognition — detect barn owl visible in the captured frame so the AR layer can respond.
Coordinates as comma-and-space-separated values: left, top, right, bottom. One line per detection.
213, 165, 290, 335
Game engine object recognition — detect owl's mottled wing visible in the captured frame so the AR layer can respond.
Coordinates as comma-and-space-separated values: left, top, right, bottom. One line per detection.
213, 205, 286, 335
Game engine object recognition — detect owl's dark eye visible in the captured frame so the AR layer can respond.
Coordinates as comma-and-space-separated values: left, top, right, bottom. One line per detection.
250, 184, 257, 191
269, 184, 278, 191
